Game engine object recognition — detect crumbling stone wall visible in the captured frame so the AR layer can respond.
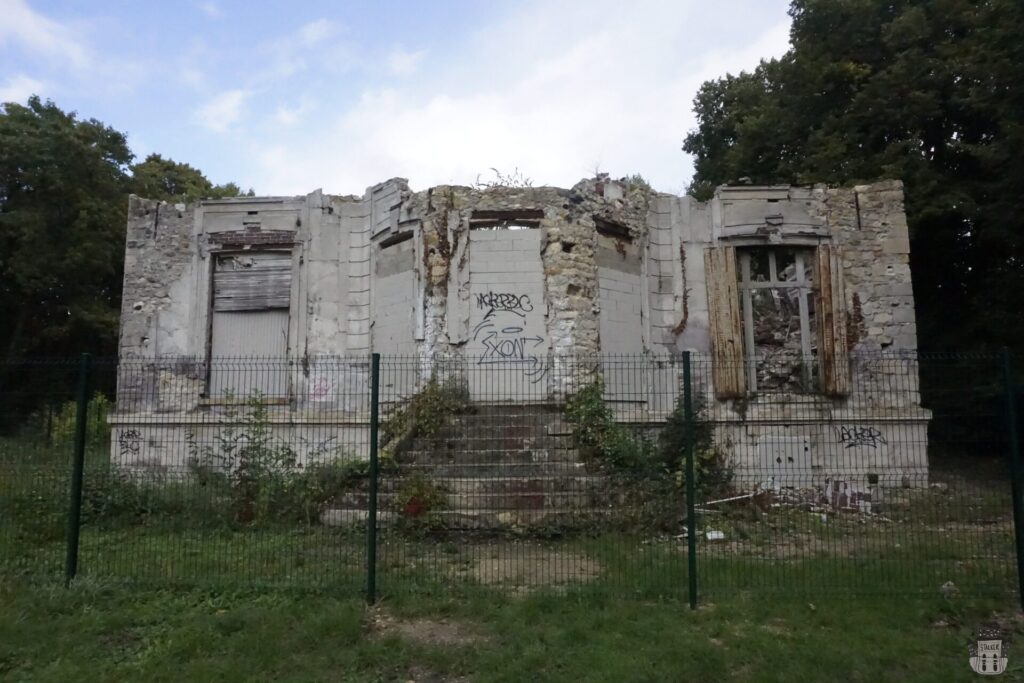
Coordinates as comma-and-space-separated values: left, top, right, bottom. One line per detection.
120, 196, 195, 359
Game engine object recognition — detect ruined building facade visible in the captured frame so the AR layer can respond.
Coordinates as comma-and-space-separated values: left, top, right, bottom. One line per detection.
115, 177, 928, 485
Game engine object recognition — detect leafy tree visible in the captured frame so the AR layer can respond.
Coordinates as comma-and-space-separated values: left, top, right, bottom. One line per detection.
683, 0, 1024, 356
0, 96, 132, 361
130, 153, 253, 202
0, 97, 250, 428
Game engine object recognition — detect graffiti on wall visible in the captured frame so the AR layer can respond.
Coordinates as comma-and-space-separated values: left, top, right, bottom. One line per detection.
117, 428, 141, 457
307, 375, 333, 402
472, 290, 548, 383
475, 291, 534, 316
834, 424, 888, 449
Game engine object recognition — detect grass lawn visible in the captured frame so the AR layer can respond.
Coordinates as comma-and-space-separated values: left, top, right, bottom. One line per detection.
1, 577, 1021, 682
2, 450, 1020, 680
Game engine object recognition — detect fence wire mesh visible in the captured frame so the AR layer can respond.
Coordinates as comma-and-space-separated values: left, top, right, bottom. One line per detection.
0, 352, 1018, 603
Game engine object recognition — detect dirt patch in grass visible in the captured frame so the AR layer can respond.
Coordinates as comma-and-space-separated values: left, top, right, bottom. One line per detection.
760, 620, 791, 637
368, 607, 485, 648
403, 665, 474, 683
454, 545, 601, 592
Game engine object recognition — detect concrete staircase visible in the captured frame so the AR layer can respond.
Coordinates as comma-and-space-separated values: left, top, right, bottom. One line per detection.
323, 404, 609, 529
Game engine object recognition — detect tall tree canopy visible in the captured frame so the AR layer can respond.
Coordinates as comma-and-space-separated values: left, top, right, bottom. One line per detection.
684, 0, 1024, 355
130, 154, 252, 203
0, 97, 132, 359
0, 97, 247, 360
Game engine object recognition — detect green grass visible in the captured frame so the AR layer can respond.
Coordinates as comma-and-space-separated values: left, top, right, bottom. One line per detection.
0, 577, 1021, 682
2, 448, 1021, 679
2, 525, 1015, 599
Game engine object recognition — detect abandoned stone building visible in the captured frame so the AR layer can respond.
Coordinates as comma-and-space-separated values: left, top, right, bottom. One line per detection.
113, 175, 928, 492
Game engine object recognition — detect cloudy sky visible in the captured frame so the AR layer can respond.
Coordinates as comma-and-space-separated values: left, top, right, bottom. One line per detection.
0, 0, 792, 195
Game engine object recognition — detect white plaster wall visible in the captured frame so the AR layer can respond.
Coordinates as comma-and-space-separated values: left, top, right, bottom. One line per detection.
372, 238, 417, 356
305, 195, 346, 357
341, 200, 371, 354
718, 419, 929, 489
467, 229, 549, 400
109, 419, 371, 474
597, 234, 645, 402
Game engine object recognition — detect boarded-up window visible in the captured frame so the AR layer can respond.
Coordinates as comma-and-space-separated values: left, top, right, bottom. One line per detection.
209, 252, 292, 399
213, 253, 291, 311
705, 247, 746, 398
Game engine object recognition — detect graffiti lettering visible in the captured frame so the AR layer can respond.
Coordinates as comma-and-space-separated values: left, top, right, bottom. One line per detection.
476, 291, 534, 316
472, 305, 548, 384
834, 425, 887, 449
117, 428, 141, 456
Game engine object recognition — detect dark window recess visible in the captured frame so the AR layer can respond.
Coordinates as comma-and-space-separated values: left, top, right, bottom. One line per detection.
594, 216, 632, 241
380, 229, 414, 248
469, 208, 543, 229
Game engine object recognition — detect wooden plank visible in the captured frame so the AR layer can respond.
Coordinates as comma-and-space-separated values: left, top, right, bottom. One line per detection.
795, 251, 814, 387
214, 253, 292, 311
705, 246, 746, 398
815, 244, 850, 395
739, 252, 756, 393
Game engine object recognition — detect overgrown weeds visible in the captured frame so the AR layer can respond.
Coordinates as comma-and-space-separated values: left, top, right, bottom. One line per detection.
565, 379, 732, 495
180, 394, 368, 526
379, 374, 468, 459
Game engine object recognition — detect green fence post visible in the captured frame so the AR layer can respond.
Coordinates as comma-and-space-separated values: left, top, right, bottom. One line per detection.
366, 353, 381, 604
64, 353, 91, 588
683, 351, 698, 610
1002, 349, 1024, 610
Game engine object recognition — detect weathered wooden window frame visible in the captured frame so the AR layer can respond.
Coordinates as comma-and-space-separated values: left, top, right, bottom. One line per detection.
737, 247, 816, 394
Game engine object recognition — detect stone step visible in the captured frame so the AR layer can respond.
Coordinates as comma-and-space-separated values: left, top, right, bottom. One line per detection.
410, 433, 574, 451
352, 472, 599, 493
443, 414, 572, 433
332, 474, 612, 515
321, 507, 617, 529
464, 404, 564, 418
398, 447, 580, 466
336, 490, 605, 511
393, 461, 589, 478
374, 473, 606, 494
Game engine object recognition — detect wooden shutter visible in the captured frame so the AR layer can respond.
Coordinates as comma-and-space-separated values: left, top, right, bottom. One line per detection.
704, 246, 746, 398
815, 244, 850, 396
214, 253, 292, 311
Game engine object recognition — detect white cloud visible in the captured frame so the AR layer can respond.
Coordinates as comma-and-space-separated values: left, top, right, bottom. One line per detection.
0, 0, 90, 68
178, 66, 205, 89
298, 18, 336, 46
245, 0, 792, 196
259, 18, 342, 80
175, 40, 215, 90
196, 1, 223, 19
386, 48, 426, 77
192, 89, 249, 132
271, 98, 315, 126
0, 73, 48, 103
0, 0, 149, 95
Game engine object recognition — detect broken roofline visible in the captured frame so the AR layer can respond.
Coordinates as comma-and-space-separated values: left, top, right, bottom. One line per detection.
152, 177, 871, 207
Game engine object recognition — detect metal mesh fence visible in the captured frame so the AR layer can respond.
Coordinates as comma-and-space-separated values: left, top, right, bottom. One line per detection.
0, 352, 1019, 604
